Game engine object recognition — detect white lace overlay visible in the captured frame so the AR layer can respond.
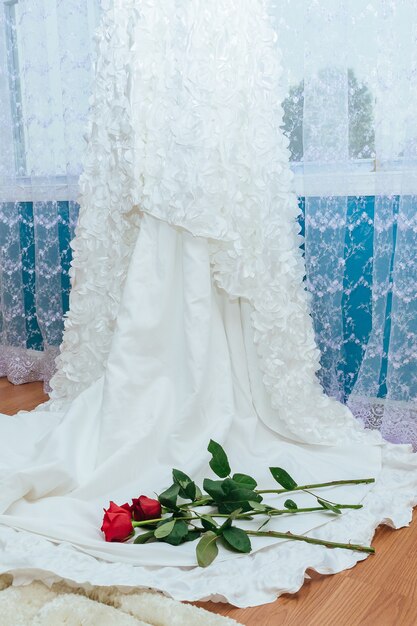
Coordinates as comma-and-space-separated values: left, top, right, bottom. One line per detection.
49, 0, 140, 407
50, 0, 376, 445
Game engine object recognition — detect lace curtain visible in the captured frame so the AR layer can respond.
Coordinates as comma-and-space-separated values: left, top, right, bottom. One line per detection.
272, 0, 417, 446
1, 0, 416, 447
0, 0, 99, 384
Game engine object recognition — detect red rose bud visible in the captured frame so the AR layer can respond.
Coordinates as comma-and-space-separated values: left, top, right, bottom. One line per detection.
131, 495, 162, 522
101, 501, 133, 542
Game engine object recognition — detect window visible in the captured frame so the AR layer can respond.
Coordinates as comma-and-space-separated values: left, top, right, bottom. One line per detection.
0, 0, 99, 200
272, 1, 417, 197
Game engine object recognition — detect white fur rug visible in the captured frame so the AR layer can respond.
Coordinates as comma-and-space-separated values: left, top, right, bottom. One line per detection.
0, 575, 239, 625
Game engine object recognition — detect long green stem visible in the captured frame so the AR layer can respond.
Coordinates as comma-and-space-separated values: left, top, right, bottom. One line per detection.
132, 503, 363, 528
133, 515, 203, 528
246, 530, 375, 554
211, 504, 362, 518
256, 478, 375, 495
180, 478, 375, 508
132, 517, 165, 527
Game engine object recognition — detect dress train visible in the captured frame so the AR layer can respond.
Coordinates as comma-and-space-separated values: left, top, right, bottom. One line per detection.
0, 0, 416, 607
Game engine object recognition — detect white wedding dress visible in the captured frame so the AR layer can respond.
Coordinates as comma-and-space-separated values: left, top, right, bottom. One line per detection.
0, 0, 416, 608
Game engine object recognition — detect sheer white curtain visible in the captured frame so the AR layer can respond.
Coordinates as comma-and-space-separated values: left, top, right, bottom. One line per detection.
0, 0, 99, 384
272, 0, 417, 446
1, 0, 416, 447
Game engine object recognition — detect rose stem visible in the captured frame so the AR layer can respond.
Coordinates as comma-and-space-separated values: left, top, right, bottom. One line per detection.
132, 504, 363, 528
132, 518, 165, 527
211, 504, 362, 518
183, 479, 375, 508
256, 478, 375, 495
246, 530, 375, 554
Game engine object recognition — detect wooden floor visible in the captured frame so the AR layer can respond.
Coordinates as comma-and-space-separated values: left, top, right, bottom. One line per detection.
1, 378, 416, 626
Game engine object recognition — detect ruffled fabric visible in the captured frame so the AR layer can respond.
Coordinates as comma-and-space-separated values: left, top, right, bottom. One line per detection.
0, 443, 415, 608
49, 0, 140, 407
50, 0, 371, 443
129, 0, 384, 444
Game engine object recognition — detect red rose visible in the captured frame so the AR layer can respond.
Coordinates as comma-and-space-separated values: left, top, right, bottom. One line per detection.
101, 501, 133, 542
131, 495, 161, 522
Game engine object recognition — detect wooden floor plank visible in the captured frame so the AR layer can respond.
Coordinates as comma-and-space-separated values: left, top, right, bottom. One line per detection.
1, 377, 416, 625
0, 378, 48, 414
195, 518, 417, 625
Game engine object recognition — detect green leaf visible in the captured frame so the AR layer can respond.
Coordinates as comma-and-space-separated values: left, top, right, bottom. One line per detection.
219, 508, 243, 532
222, 527, 252, 554
203, 478, 261, 514
208, 440, 231, 478
158, 483, 180, 510
203, 478, 226, 501
269, 467, 298, 490
284, 499, 298, 510
232, 473, 257, 490
218, 479, 262, 514
317, 498, 342, 515
222, 479, 260, 500
134, 530, 155, 544
185, 530, 201, 542
217, 502, 245, 515
159, 520, 190, 546
194, 485, 203, 500
248, 500, 268, 512
196, 531, 219, 567
223, 487, 256, 500
200, 515, 219, 531
172, 469, 197, 501
154, 519, 176, 539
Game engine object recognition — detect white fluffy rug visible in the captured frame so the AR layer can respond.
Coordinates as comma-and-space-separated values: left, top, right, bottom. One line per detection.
0, 575, 239, 625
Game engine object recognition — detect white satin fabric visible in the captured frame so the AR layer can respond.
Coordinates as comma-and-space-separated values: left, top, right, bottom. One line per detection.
0, 215, 380, 559
0, 214, 416, 606
0, 0, 416, 608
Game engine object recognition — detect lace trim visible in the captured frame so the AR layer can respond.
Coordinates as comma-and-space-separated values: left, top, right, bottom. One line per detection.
349, 395, 417, 450
0, 347, 57, 390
